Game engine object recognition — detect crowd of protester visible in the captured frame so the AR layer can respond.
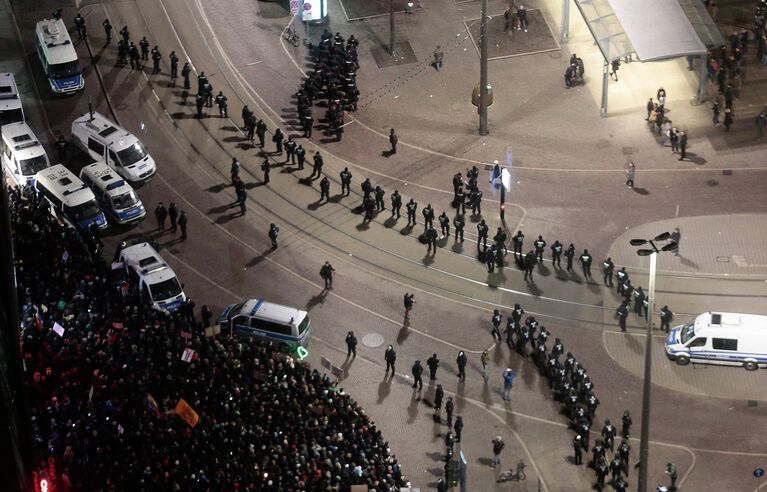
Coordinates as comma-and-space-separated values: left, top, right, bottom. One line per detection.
10, 184, 406, 491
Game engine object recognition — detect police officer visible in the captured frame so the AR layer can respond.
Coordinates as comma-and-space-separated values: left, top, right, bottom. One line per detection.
384, 345, 396, 374
491, 309, 503, 342
129, 42, 141, 70
202, 80, 213, 107
195, 92, 205, 118
453, 416, 463, 442
617, 301, 629, 332
602, 257, 615, 286
361, 178, 373, 201
215, 91, 228, 118
512, 230, 525, 256
296, 145, 306, 170
427, 353, 440, 380
434, 384, 444, 413
486, 245, 496, 273
268, 223, 279, 249
534, 235, 546, 263
573, 434, 584, 465
256, 119, 267, 147
455, 187, 466, 215
660, 305, 673, 332
102, 19, 113, 44
391, 190, 402, 218
319, 176, 330, 202
580, 249, 593, 278
155, 202, 167, 230
616, 266, 628, 294
445, 396, 454, 427
469, 189, 483, 215
601, 419, 616, 452
551, 240, 563, 267
634, 286, 646, 316
261, 160, 271, 185
411, 360, 424, 390
621, 410, 632, 438
151, 46, 161, 74
564, 243, 576, 271
456, 351, 467, 381
592, 439, 606, 466
181, 62, 191, 90
136, 36, 149, 61
310, 151, 323, 179
524, 250, 536, 280
340, 167, 352, 196
493, 227, 508, 254
406, 198, 418, 226
403, 292, 415, 319
374, 186, 385, 211
237, 187, 247, 215
168, 202, 179, 233
230, 158, 241, 185
169, 51, 179, 79
438, 212, 450, 238
302, 113, 313, 138
595, 455, 609, 491
119, 25, 130, 43
477, 219, 489, 251
56, 135, 68, 164
426, 226, 438, 254
345, 330, 357, 357
74, 12, 86, 39
272, 128, 284, 155
422, 204, 435, 232
453, 215, 465, 242
178, 211, 188, 240
610, 455, 623, 483
117, 40, 128, 65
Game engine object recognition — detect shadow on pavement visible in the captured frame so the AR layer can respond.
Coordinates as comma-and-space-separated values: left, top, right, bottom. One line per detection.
306, 291, 329, 311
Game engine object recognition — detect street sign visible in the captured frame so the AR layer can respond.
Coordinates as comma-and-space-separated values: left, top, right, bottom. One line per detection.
290, 0, 299, 15
754, 468, 764, 478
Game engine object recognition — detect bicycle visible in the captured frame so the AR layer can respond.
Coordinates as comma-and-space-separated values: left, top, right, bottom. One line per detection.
496, 460, 526, 482
283, 26, 300, 47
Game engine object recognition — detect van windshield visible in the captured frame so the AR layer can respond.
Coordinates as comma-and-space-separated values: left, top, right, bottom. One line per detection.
148, 277, 182, 301
112, 190, 139, 209
65, 200, 101, 220
117, 142, 148, 166
0, 108, 24, 125
19, 155, 49, 176
298, 316, 310, 334
50, 60, 82, 79
680, 323, 696, 344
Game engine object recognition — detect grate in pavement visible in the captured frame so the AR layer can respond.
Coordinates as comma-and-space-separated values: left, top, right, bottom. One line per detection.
716, 256, 730, 263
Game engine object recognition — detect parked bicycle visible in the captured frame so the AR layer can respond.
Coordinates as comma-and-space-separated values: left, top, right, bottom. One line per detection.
497, 460, 526, 482
283, 25, 300, 47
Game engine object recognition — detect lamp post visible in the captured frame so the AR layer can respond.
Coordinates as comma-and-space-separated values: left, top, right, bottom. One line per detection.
629, 232, 678, 492
479, 0, 489, 135
389, 0, 395, 55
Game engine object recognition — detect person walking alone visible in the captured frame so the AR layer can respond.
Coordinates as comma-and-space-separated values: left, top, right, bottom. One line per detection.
345, 330, 357, 358
502, 368, 516, 401
320, 261, 335, 289
268, 223, 279, 249
625, 161, 635, 188
404, 293, 415, 319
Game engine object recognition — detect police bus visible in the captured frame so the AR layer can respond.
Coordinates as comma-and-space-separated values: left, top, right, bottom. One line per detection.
35, 18, 84, 94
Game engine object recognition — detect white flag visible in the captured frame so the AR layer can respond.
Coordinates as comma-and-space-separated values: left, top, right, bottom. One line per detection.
52, 322, 65, 337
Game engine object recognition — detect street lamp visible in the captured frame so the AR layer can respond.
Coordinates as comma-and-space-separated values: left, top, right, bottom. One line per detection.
629, 232, 677, 492
479, 0, 489, 135
389, 0, 396, 55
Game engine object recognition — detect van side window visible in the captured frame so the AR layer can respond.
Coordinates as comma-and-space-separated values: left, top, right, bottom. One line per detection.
250, 318, 292, 336
88, 137, 105, 156
687, 337, 707, 347
712, 338, 737, 351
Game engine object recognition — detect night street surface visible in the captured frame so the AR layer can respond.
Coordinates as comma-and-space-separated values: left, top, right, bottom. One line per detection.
5, 0, 767, 489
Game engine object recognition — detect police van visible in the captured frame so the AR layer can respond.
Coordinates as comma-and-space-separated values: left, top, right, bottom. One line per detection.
1, 121, 50, 187
35, 18, 84, 94
0, 73, 25, 125
34, 164, 107, 231
217, 299, 312, 353
71, 111, 156, 183
118, 242, 186, 312
79, 161, 146, 225
665, 311, 767, 371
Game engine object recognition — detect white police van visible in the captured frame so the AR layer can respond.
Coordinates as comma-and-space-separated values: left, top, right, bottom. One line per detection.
34, 164, 107, 231
1, 121, 50, 186
118, 242, 186, 313
0, 73, 25, 125
79, 161, 146, 225
665, 311, 767, 371
71, 111, 156, 182
218, 299, 312, 353
35, 18, 84, 94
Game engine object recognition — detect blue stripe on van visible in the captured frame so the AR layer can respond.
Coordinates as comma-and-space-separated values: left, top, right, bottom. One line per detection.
249, 298, 264, 316
670, 350, 767, 361
234, 323, 299, 340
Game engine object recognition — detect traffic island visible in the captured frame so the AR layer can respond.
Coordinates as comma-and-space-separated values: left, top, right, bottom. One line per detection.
465, 9, 560, 60
339, 0, 421, 21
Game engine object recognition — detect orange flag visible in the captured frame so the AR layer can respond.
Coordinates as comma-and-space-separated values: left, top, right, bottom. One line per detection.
174, 398, 200, 428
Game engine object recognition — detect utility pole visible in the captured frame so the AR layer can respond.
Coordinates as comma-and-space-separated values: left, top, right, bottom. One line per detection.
479, 0, 489, 135
389, 0, 395, 56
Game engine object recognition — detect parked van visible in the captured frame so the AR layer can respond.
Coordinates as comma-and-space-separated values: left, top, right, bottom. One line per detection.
34, 164, 106, 230
665, 312, 767, 371
217, 299, 312, 352
71, 111, 156, 182
79, 161, 146, 224
0, 73, 25, 124
118, 242, 186, 312
1, 121, 50, 186
35, 18, 84, 94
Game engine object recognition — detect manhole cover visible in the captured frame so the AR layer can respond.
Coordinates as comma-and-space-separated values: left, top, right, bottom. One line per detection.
622, 147, 634, 155
362, 333, 385, 348
716, 256, 730, 263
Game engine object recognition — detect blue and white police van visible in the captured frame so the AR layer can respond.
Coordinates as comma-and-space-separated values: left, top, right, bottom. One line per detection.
218, 299, 312, 353
1, 121, 50, 186
79, 161, 146, 225
118, 242, 186, 313
34, 164, 107, 231
665, 311, 767, 371
35, 18, 84, 94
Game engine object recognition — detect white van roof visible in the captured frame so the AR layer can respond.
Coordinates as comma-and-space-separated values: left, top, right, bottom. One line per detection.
695, 312, 767, 332
80, 161, 133, 195
120, 242, 177, 284
36, 18, 77, 65
0, 73, 22, 111
72, 111, 139, 152
1, 122, 46, 162
35, 164, 95, 206
239, 298, 306, 326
